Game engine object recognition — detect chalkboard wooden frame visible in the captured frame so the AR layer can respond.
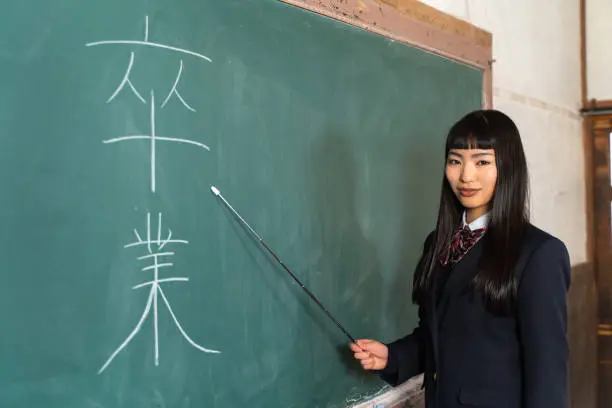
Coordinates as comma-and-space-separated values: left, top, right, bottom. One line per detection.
280, 0, 493, 109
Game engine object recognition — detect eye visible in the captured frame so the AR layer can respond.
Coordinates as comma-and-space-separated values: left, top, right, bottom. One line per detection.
477, 160, 491, 166
446, 158, 461, 165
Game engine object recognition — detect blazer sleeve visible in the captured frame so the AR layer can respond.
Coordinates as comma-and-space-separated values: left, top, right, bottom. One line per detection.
378, 232, 434, 386
378, 304, 426, 386
517, 237, 571, 408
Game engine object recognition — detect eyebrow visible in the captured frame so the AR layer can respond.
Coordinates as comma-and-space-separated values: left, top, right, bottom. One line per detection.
448, 151, 494, 159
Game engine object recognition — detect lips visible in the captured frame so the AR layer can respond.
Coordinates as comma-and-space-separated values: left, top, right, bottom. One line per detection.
458, 188, 480, 197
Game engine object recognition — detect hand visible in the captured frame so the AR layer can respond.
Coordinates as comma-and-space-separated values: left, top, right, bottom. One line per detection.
350, 339, 388, 371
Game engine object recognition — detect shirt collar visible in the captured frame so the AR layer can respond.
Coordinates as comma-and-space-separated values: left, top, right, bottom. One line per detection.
462, 211, 490, 231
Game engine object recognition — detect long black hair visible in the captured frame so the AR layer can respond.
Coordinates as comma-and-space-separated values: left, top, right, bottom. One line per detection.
412, 109, 530, 315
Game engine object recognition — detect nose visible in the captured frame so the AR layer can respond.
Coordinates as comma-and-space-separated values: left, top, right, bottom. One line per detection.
460, 162, 476, 183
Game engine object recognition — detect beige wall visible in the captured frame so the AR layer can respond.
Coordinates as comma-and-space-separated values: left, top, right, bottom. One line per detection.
587, 0, 612, 100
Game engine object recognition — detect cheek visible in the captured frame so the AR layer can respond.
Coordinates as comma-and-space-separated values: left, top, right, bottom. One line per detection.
445, 167, 458, 186
484, 168, 498, 194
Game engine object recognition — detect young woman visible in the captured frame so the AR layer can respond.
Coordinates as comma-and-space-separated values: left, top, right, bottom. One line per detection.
350, 109, 570, 408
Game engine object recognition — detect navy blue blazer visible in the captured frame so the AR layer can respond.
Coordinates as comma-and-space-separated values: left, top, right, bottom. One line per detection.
379, 225, 571, 408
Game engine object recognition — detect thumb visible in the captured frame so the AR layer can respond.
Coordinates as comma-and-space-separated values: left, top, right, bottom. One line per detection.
356, 339, 375, 351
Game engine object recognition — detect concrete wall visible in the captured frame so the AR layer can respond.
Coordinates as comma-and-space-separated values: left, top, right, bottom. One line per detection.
587, 0, 612, 100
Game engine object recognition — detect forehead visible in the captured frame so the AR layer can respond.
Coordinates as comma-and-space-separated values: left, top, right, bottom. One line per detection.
448, 148, 495, 157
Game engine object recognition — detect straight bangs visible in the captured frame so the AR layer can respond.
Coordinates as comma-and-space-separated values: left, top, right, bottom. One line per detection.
446, 113, 496, 151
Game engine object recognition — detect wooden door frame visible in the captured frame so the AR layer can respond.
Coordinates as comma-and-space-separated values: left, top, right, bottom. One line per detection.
582, 107, 612, 408
582, 109, 612, 321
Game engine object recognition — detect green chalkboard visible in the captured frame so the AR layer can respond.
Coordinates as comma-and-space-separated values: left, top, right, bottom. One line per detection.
0, 1, 482, 407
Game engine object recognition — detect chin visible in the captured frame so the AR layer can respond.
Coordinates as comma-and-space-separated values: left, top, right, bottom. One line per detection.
457, 197, 485, 209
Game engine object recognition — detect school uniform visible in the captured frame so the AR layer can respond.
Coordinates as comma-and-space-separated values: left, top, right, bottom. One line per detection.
379, 213, 571, 408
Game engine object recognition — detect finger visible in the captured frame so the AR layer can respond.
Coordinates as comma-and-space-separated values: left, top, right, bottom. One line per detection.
357, 339, 374, 348
362, 360, 375, 370
349, 343, 362, 352
361, 357, 374, 369
354, 351, 371, 360
356, 340, 374, 351
365, 356, 383, 370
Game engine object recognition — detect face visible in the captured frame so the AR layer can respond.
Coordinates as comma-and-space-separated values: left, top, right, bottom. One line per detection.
445, 148, 497, 221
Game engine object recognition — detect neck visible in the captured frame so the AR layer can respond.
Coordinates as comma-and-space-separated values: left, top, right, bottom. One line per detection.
466, 208, 488, 224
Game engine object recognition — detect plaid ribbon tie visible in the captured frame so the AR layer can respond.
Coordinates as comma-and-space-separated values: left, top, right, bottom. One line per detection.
440, 225, 487, 266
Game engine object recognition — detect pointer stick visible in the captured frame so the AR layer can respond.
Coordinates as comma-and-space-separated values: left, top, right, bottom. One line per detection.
210, 186, 359, 345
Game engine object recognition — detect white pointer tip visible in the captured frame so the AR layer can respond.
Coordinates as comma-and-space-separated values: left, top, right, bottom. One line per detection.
211, 186, 221, 196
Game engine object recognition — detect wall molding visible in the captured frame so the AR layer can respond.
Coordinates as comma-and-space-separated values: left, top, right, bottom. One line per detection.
494, 87, 580, 120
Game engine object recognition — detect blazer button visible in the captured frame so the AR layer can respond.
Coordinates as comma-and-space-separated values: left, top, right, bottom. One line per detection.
433, 372, 437, 381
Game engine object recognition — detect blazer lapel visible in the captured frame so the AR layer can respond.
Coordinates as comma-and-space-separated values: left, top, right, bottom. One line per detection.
436, 237, 485, 322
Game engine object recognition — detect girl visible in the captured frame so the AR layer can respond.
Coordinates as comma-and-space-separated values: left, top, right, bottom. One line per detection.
350, 109, 570, 408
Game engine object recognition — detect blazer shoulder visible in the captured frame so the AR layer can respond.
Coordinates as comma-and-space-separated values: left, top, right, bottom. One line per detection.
522, 224, 569, 255
516, 224, 571, 283
424, 230, 436, 246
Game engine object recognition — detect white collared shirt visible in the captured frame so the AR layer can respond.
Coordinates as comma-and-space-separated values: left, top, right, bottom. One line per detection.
462, 211, 490, 231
